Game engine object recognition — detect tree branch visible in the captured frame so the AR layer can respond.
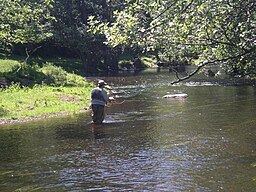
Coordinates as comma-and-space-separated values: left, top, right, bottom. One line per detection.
170, 47, 256, 84
24, 46, 42, 64
170, 63, 206, 84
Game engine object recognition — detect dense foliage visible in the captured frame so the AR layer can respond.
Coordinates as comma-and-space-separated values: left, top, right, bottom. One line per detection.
0, 0, 54, 50
90, 0, 256, 78
51, 0, 129, 73
0, 0, 255, 78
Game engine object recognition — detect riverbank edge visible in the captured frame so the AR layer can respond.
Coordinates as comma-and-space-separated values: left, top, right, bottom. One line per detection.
0, 107, 90, 126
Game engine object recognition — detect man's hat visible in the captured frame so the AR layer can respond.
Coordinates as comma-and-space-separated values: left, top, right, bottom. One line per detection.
98, 79, 107, 86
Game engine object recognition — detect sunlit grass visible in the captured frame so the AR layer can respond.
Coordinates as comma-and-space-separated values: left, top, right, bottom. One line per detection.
0, 59, 20, 73
0, 56, 95, 121
0, 84, 93, 120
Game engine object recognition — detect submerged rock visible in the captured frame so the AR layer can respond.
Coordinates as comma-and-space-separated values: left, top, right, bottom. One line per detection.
163, 93, 188, 98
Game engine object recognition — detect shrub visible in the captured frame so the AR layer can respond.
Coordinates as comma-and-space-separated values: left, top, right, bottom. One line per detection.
12, 64, 44, 80
0, 59, 20, 73
41, 63, 67, 85
66, 73, 87, 86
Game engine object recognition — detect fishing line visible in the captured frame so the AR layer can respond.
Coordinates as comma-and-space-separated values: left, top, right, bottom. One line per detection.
112, 99, 160, 104
110, 100, 126, 105
106, 99, 160, 107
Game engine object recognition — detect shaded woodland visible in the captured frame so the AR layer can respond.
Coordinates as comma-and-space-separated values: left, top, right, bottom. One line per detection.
1, 0, 255, 79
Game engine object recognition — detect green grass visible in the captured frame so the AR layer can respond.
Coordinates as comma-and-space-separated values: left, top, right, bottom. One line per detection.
0, 59, 21, 73
0, 84, 93, 120
0, 53, 156, 122
44, 57, 84, 75
0, 54, 84, 75
0, 56, 94, 121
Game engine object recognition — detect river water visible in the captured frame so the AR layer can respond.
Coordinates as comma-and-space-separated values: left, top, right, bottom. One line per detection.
0, 69, 256, 191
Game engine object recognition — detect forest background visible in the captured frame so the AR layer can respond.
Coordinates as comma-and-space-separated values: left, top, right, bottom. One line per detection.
0, 0, 255, 122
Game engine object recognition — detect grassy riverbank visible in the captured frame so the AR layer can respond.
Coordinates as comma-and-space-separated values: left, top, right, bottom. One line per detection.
0, 54, 156, 124
0, 84, 92, 121
0, 56, 93, 124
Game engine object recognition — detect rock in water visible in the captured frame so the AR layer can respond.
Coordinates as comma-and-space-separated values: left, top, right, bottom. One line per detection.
163, 93, 188, 99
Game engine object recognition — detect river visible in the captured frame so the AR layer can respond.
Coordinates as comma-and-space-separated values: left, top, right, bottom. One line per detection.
0, 69, 256, 191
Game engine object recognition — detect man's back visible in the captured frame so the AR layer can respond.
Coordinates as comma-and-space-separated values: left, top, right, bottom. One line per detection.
91, 87, 108, 106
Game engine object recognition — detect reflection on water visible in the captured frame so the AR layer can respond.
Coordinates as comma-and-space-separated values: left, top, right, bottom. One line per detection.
0, 69, 256, 191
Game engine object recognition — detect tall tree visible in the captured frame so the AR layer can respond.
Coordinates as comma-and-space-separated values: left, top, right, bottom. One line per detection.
52, 0, 126, 74
0, 0, 54, 52
90, 0, 256, 81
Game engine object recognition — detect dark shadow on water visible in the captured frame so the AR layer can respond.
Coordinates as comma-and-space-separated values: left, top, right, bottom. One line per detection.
91, 123, 108, 140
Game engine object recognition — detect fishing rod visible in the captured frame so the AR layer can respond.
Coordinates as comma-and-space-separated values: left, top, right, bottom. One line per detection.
109, 99, 126, 105
106, 96, 125, 106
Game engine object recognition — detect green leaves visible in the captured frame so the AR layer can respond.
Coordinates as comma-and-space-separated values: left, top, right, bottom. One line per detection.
93, 0, 256, 77
0, 0, 54, 48
1, 0, 255, 77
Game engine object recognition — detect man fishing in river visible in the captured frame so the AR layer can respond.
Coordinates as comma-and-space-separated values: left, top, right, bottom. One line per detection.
90, 80, 110, 124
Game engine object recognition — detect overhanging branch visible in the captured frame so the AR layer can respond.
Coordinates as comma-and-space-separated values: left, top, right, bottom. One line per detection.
170, 47, 256, 84
170, 63, 206, 84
